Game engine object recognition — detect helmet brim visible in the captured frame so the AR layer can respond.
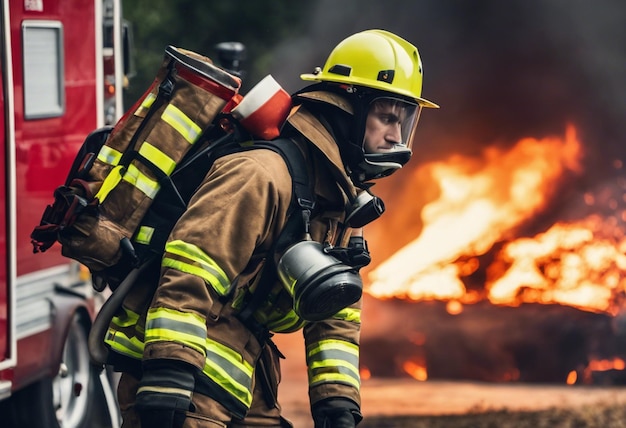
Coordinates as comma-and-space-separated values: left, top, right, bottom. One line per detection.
300, 73, 440, 109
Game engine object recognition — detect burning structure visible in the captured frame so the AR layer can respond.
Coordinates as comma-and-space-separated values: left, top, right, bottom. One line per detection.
268, 1, 626, 387
360, 125, 626, 385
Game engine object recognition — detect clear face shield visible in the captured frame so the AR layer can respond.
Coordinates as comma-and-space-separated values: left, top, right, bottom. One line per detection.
359, 97, 422, 180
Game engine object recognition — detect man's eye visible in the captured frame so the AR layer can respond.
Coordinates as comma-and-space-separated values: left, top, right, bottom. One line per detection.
379, 114, 399, 125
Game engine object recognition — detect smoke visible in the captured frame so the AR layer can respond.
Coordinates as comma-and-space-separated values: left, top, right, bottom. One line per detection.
266, 3, 626, 383
267, 0, 626, 264
269, 0, 626, 162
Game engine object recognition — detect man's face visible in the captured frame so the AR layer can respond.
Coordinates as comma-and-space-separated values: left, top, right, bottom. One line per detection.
362, 99, 416, 154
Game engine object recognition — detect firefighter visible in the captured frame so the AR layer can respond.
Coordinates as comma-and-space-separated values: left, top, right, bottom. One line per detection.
108, 29, 438, 428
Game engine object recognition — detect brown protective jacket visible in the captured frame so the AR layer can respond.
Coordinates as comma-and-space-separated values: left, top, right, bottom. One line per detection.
107, 100, 362, 418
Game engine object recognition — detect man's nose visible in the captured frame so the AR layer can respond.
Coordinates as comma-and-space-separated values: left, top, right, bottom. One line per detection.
386, 124, 402, 144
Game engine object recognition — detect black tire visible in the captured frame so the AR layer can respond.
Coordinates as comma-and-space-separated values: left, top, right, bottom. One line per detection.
4, 313, 95, 428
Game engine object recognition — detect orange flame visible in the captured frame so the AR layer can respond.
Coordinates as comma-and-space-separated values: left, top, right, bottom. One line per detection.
486, 216, 626, 314
403, 360, 428, 381
566, 370, 577, 385
588, 357, 626, 372
360, 124, 626, 384
446, 300, 464, 315
360, 366, 371, 381
365, 125, 626, 314
568, 358, 626, 385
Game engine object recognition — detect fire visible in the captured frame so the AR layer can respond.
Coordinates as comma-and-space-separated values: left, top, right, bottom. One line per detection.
403, 360, 428, 381
360, 366, 371, 381
568, 358, 626, 385
589, 357, 626, 372
487, 216, 626, 314
359, 124, 626, 385
446, 300, 463, 315
566, 370, 577, 385
366, 125, 626, 314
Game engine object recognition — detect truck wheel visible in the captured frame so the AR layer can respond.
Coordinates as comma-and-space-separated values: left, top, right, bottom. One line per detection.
52, 312, 93, 427
6, 313, 95, 428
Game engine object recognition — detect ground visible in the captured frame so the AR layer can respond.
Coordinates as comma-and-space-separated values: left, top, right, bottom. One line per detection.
273, 335, 626, 428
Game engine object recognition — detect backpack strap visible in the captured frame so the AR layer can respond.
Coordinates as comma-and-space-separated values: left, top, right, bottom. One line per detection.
252, 139, 315, 240
129, 129, 239, 262
118, 62, 177, 168
235, 138, 314, 332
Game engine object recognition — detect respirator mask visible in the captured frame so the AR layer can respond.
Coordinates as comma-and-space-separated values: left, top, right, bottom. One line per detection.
344, 93, 421, 183
276, 190, 384, 321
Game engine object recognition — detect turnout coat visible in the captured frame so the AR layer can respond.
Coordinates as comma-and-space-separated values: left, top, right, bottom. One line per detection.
105, 98, 362, 419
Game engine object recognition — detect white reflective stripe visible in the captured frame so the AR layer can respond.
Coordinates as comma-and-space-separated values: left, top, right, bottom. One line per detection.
135, 226, 154, 245
230, 75, 281, 119
134, 92, 157, 115
161, 104, 201, 143
123, 164, 160, 198
138, 141, 177, 175
137, 385, 193, 398
97, 145, 123, 166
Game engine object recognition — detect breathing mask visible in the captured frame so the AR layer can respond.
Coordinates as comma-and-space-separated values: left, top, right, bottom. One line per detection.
345, 190, 385, 228
277, 240, 364, 321
276, 187, 383, 321
354, 95, 421, 181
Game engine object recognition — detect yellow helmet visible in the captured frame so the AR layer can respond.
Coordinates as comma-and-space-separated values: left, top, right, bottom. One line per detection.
301, 29, 439, 109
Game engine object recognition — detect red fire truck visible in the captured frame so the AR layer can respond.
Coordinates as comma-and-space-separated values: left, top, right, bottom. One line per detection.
0, 0, 131, 426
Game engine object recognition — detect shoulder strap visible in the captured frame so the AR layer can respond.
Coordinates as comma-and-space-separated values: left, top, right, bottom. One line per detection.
235, 138, 314, 325
252, 139, 315, 233
118, 62, 177, 168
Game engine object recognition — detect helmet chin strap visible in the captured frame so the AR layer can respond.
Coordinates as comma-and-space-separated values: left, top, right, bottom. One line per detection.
358, 162, 401, 180
354, 145, 411, 181
367, 146, 412, 163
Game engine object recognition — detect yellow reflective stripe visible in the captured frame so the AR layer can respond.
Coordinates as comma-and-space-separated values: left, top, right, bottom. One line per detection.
309, 371, 360, 389
145, 307, 207, 356
134, 92, 157, 116
203, 338, 254, 407
122, 163, 160, 198
96, 163, 160, 202
161, 104, 201, 143
332, 307, 361, 324
97, 144, 123, 166
163, 240, 231, 296
94, 165, 124, 202
138, 141, 177, 176
307, 339, 360, 389
134, 226, 155, 245
110, 306, 141, 328
104, 328, 145, 359
308, 339, 359, 359
267, 309, 306, 333
309, 358, 360, 378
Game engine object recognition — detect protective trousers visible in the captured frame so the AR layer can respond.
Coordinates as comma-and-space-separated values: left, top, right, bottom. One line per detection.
117, 347, 294, 427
